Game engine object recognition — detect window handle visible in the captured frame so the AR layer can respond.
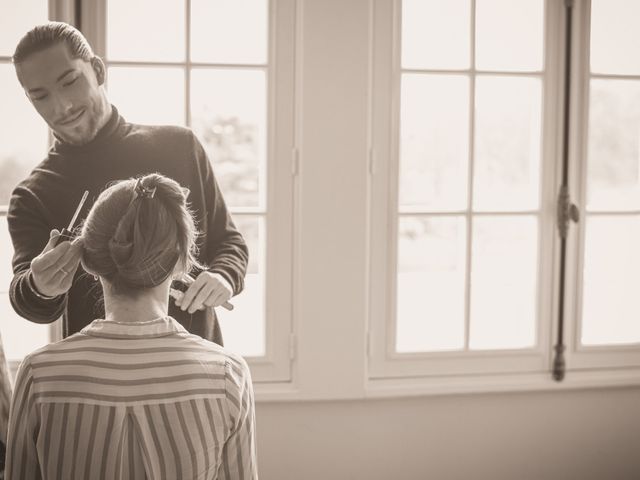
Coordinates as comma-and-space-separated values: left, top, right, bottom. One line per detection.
557, 185, 579, 239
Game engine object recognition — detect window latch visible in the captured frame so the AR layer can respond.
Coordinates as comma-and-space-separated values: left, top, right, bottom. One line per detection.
557, 185, 579, 239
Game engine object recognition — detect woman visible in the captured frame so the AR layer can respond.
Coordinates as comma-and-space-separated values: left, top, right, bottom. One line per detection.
6, 174, 257, 479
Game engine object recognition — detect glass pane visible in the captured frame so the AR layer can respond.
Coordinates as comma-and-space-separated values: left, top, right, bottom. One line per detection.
396, 216, 466, 352
476, 0, 544, 72
217, 216, 265, 357
0, 64, 48, 206
0, 0, 48, 56
107, 0, 185, 62
402, 0, 470, 70
400, 74, 469, 210
107, 67, 185, 126
0, 217, 50, 361
581, 216, 640, 346
590, 0, 640, 75
470, 216, 537, 350
474, 76, 541, 211
190, 69, 266, 208
586, 79, 640, 211
191, 0, 267, 64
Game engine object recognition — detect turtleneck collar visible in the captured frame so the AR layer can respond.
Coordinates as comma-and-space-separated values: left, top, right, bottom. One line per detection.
51, 105, 126, 154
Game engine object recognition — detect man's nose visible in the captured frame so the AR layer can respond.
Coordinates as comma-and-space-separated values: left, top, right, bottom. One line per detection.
52, 94, 74, 121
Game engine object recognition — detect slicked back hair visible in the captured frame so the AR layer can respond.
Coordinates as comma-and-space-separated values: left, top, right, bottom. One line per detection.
12, 21, 94, 65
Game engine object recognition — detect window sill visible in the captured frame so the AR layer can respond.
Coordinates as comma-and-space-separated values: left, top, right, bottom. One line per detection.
252, 367, 640, 402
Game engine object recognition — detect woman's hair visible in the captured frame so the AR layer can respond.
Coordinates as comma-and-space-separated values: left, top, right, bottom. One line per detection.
81, 173, 203, 296
12, 21, 94, 65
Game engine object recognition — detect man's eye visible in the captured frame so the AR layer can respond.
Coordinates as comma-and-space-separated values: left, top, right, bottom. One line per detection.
32, 95, 48, 101
63, 77, 78, 87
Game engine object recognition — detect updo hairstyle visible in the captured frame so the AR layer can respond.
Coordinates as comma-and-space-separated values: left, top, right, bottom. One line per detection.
81, 173, 203, 296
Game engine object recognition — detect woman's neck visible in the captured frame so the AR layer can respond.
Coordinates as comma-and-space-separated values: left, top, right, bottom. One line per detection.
102, 280, 171, 323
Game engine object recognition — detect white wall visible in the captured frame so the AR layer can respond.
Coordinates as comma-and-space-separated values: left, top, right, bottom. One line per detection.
256, 387, 640, 479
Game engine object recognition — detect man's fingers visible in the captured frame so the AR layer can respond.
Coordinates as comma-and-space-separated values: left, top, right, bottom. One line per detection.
42, 230, 62, 253
187, 284, 215, 314
49, 241, 82, 274
206, 288, 229, 308
57, 250, 82, 278
180, 278, 206, 312
36, 239, 72, 270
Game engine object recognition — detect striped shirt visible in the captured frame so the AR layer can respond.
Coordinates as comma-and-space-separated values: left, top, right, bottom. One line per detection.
6, 316, 257, 480
0, 328, 13, 447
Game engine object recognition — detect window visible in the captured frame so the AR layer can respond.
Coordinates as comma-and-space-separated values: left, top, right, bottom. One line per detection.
81, 0, 296, 381
4, 0, 637, 400
0, 0, 53, 369
0, 0, 295, 383
565, 0, 640, 370
369, 0, 640, 386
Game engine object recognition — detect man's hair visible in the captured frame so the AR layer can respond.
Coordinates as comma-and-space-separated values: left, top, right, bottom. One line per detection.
12, 21, 94, 64
81, 173, 204, 296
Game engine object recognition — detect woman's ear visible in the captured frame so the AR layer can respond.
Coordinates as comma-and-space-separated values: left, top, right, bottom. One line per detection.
90, 56, 106, 85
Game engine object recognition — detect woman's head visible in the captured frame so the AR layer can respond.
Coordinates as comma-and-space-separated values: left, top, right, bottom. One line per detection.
81, 173, 202, 296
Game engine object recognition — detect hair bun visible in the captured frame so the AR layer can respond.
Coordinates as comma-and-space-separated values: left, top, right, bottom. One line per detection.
108, 237, 134, 267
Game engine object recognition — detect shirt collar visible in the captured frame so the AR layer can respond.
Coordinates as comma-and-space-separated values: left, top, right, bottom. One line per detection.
81, 316, 187, 339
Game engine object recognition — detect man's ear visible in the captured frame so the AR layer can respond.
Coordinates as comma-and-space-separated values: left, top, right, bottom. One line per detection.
90, 56, 106, 85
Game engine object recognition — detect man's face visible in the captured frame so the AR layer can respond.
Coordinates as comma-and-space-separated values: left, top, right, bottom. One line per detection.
15, 42, 109, 146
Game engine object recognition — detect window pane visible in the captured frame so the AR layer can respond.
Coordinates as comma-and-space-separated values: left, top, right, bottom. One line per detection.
402, 0, 470, 70
470, 216, 537, 350
475, 0, 544, 72
107, 0, 185, 61
0, 217, 50, 361
396, 216, 466, 352
191, 0, 267, 65
586, 79, 640, 211
190, 69, 266, 208
217, 216, 265, 357
400, 74, 469, 210
581, 216, 640, 346
0, 64, 48, 205
0, 0, 48, 56
474, 76, 541, 211
590, 0, 640, 75
107, 67, 185, 126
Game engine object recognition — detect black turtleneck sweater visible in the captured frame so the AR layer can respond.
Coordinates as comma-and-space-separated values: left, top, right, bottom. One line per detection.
7, 106, 248, 345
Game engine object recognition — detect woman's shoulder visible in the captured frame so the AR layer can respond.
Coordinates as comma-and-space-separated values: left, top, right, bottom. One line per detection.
178, 333, 250, 372
24, 332, 96, 361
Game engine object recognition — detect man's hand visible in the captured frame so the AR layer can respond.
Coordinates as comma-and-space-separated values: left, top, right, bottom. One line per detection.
30, 229, 83, 298
175, 271, 233, 314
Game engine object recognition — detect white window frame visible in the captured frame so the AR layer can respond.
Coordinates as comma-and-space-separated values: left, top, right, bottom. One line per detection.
563, 0, 640, 372
6, 0, 640, 400
1, 0, 74, 375
367, 0, 640, 394
76, 0, 297, 383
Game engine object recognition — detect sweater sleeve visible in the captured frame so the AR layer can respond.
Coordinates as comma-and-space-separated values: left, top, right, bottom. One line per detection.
191, 133, 249, 295
7, 185, 66, 324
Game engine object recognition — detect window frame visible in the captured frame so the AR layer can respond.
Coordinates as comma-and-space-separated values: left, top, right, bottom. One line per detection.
5, 0, 640, 401
563, 0, 640, 371
0, 0, 295, 387
367, 0, 640, 391
1, 0, 73, 373
76, 0, 297, 382
368, 0, 563, 381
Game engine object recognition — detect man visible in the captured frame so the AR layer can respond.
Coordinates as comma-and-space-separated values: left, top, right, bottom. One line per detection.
8, 22, 248, 344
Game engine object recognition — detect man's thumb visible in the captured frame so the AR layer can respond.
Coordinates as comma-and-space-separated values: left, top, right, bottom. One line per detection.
43, 229, 62, 252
